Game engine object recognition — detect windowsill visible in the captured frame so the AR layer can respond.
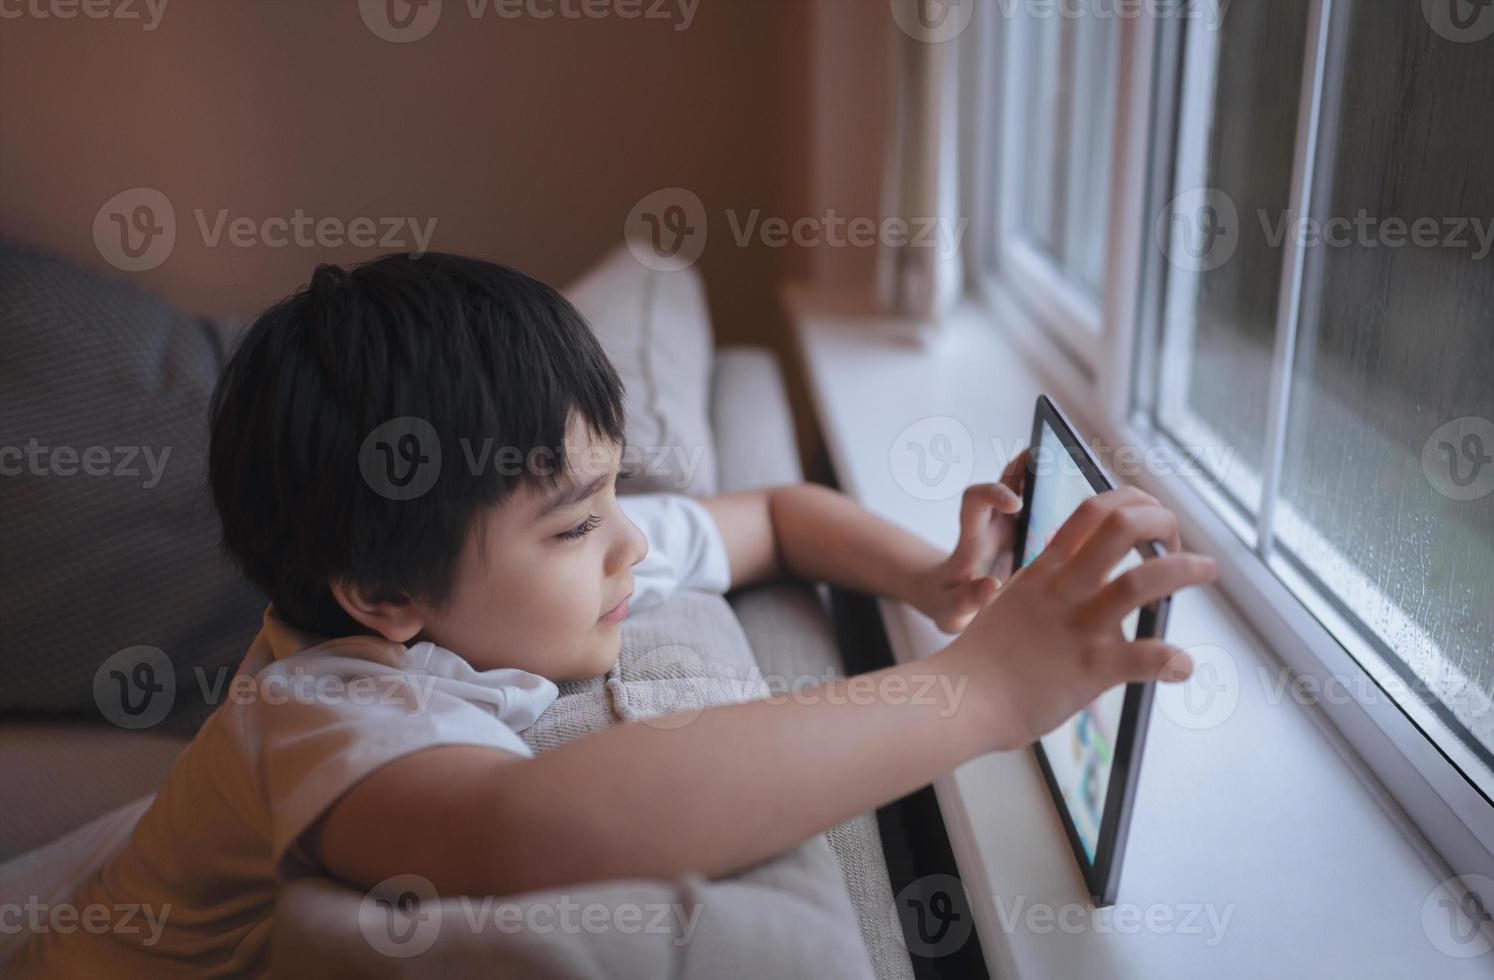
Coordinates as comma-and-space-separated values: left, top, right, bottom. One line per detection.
786, 284, 1488, 978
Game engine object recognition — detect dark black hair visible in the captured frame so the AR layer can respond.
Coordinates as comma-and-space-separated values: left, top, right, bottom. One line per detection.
208, 252, 626, 637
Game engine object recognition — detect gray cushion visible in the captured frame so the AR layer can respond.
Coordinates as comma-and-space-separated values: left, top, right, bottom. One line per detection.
710, 346, 805, 492
564, 246, 716, 497
0, 721, 187, 860
0, 243, 265, 734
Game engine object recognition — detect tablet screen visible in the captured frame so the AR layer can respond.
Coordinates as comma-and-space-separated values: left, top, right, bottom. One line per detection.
1022, 418, 1143, 862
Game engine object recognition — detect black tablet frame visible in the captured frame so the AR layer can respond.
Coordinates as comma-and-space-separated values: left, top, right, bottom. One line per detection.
1010, 394, 1172, 907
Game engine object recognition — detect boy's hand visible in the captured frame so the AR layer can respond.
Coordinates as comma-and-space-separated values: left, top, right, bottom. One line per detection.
915, 450, 1029, 634
940, 486, 1217, 753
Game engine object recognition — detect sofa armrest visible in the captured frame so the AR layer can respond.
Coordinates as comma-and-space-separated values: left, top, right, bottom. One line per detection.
710, 346, 804, 493
709, 345, 915, 980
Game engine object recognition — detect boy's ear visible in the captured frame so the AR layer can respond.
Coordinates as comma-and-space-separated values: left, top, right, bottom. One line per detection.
329, 579, 426, 643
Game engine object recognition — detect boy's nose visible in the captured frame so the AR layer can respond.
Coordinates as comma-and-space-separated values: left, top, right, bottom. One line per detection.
625, 519, 649, 568
608, 513, 648, 574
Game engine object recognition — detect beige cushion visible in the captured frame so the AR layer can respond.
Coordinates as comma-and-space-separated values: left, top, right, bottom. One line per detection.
267, 591, 876, 979
522, 591, 760, 751
564, 246, 716, 497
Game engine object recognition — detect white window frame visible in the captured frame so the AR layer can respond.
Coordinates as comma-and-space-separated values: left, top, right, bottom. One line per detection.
985, 6, 1106, 369
969, 0, 1494, 895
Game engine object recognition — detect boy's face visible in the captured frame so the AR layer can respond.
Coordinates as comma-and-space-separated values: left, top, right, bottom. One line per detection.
416, 416, 648, 681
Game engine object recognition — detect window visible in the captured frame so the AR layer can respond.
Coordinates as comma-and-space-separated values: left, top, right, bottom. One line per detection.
1150, 0, 1494, 800
976, 0, 1494, 879
991, 4, 1122, 359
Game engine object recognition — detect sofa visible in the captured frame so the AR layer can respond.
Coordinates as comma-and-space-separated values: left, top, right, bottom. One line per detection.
0, 242, 917, 979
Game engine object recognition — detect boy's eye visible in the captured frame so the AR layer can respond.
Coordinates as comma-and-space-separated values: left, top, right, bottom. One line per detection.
558, 514, 601, 541
553, 465, 631, 542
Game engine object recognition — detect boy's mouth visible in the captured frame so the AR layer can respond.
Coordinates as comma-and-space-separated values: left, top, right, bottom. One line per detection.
599, 591, 632, 625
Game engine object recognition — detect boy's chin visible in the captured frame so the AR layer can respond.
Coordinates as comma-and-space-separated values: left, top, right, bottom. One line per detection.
549, 638, 621, 682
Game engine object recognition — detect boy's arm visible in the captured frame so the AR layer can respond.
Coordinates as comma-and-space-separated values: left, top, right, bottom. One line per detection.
309, 489, 1215, 900
701, 451, 1039, 634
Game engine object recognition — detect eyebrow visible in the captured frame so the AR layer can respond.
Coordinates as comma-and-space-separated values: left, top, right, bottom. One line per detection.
535, 439, 627, 519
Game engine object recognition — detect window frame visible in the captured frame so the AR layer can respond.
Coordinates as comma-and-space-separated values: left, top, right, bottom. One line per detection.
987, 6, 1107, 369
969, 0, 1494, 890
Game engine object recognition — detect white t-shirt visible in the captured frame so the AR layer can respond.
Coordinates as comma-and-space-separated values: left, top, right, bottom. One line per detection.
17, 493, 731, 978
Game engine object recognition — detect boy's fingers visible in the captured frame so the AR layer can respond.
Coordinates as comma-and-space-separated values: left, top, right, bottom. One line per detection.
1078, 552, 1217, 628
963, 482, 1021, 515
1056, 503, 1180, 592
1109, 640, 1194, 685
1037, 487, 1156, 567
991, 552, 1014, 582
964, 575, 1000, 608
1000, 450, 1029, 492
951, 484, 1011, 572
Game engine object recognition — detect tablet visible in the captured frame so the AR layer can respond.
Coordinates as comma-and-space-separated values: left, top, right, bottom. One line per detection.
1009, 395, 1172, 907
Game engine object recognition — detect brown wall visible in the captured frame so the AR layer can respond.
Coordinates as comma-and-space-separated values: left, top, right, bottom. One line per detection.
1, 0, 890, 474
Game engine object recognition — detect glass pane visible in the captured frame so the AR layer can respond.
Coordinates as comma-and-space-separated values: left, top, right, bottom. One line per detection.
1019, 14, 1066, 258
1062, 13, 1119, 295
1154, 0, 1309, 512
1013, 9, 1119, 303
1276, 5, 1494, 782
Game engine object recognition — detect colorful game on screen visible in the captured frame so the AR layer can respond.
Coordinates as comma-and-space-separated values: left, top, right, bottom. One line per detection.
1023, 421, 1143, 862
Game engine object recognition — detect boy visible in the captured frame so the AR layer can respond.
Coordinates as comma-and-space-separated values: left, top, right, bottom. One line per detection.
21, 253, 1215, 976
